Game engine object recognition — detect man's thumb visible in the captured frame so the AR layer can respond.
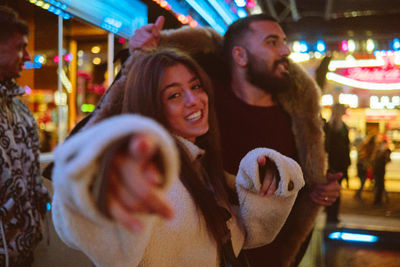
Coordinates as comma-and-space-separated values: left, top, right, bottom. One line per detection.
155, 16, 165, 31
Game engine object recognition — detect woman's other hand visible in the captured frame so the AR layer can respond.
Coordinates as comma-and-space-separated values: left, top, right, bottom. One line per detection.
257, 156, 280, 196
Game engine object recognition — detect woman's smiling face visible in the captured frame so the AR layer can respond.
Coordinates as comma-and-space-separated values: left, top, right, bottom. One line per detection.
161, 63, 209, 142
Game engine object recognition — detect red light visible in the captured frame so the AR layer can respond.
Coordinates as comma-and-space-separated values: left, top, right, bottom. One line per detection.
341, 40, 348, 52
53, 55, 59, 63
247, 0, 255, 8
64, 53, 73, 62
160, 1, 168, 7
118, 37, 126, 44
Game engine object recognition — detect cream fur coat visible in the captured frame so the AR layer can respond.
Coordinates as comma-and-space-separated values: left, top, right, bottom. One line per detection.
52, 115, 304, 267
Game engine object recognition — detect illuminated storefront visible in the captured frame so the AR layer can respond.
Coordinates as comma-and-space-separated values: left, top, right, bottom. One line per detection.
320, 51, 400, 149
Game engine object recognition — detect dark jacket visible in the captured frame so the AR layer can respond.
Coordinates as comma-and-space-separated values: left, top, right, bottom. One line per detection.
324, 122, 351, 175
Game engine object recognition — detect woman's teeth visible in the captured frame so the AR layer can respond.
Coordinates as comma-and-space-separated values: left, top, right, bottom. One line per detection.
186, 111, 202, 121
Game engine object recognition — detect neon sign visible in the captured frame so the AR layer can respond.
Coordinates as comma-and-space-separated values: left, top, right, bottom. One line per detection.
327, 51, 400, 90
366, 109, 398, 121
24, 62, 42, 69
338, 67, 400, 83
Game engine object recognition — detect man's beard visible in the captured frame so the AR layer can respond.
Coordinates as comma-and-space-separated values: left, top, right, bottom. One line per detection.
245, 50, 292, 95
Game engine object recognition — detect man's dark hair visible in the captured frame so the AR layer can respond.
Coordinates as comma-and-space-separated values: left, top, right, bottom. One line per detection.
222, 14, 277, 74
0, 6, 29, 42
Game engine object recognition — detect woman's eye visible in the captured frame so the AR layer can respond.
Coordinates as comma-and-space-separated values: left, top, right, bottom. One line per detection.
167, 92, 180, 100
192, 83, 202, 90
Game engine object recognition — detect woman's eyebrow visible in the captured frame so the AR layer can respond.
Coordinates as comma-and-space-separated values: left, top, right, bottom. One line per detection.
162, 76, 199, 91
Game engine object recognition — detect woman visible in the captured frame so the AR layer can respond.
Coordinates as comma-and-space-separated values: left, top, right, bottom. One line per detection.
51, 49, 304, 267
355, 135, 377, 199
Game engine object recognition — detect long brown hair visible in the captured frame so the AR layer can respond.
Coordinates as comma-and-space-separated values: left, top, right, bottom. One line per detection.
122, 49, 231, 247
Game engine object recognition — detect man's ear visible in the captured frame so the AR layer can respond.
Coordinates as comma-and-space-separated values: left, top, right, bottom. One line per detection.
232, 46, 248, 67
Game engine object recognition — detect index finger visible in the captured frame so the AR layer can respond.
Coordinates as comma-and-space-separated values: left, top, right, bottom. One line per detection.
128, 134, 158, 162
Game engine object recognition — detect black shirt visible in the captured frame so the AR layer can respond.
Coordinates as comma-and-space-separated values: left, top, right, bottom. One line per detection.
215, 86, 297, 175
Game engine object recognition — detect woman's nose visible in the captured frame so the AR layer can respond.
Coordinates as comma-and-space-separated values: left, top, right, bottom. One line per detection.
184, 90, 197, 106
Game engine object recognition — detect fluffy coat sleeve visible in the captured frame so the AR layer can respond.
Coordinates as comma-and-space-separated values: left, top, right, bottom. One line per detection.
236, 148, 305, 249
51, 115, 179, 267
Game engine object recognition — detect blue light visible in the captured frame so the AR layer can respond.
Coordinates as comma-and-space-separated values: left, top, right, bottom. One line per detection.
46, 202, 51, 211
61, 4, 67, 10
184, 0, 225, 34
48, 5, 55, 12
328, 232, 378, 243
63, 13, 71, 19
101, 23, 119, 34
299, 40, 308, 53
24, 62, 42, 69
54, 8, 61, 15
104, 17, 123, 29
393, 38, 400, 51
34, 55, 45, 64
237, 8, 247, 18
207, 0, 236, 24
316, 40, 326, 52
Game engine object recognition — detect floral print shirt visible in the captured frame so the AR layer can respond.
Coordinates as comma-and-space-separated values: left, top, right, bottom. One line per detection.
0, 80, 49, 266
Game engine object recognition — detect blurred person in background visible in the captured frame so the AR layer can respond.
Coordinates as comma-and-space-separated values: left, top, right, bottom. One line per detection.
324, 104, 350, 223
355, 135, 377, 199
0, 6, 49, 266
373, 136, 391, 205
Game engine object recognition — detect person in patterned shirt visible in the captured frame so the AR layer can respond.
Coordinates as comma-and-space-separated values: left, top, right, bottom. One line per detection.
0, 6, 50, 267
